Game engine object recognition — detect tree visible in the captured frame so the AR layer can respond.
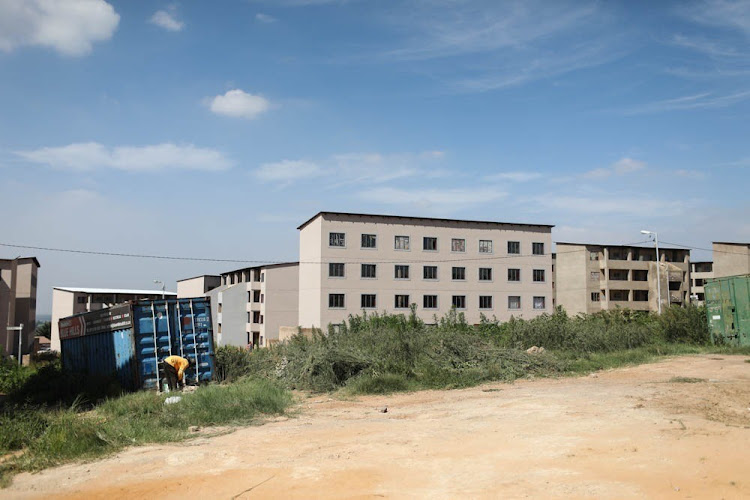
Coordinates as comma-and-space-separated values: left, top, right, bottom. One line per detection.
35, 321, 51, 339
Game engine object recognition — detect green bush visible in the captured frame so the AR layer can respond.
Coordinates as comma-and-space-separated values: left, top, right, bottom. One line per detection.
657, 305, 710, 344
215, 345, 254, 382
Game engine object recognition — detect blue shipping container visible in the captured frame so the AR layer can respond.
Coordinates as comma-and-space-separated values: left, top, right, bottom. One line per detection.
60, 298, 215, 391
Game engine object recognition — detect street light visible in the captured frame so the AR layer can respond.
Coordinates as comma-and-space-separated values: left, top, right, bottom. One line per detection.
153, 279, 165, 299
640, 230, 662, 314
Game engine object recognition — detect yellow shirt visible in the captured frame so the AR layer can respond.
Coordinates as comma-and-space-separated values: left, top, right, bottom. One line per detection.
164, 355, 190, 382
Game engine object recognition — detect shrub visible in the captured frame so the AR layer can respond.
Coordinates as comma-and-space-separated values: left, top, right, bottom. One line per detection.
215, 345, 254, 382
657, 305, 710, 344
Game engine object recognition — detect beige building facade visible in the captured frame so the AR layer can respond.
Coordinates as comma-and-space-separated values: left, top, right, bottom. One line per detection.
205, 262, 299, 348
177, 275, 221, 298
554, 243, 690, 315
298, 212, 554, 329
0, 257, 40, 357
712, 242, 750, 278
51, 287, 176, 352
689, 261, 713, 304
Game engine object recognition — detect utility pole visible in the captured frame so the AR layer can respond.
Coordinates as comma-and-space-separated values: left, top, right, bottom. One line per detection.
641, 230, 662, 314
153, 279, 165, 299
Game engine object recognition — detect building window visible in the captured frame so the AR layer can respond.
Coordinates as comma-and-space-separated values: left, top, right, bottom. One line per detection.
591, 292, 600, 302
508, 241, 520, 254
423, 295, 438, 309
610, 290, 629, 301
479, 295, 493, 309
247, 312, 251, 323
452, 295, 466, 309
218, 303, 223, 313
508, 268, 520, 282
479, 268, 492, 281
590, 271, 600, 281
423, 237, 438, 251
361, 294, 377, 308
394, 265, 410, 279
452, 267, 466, 280
361, 264, 377, 279
533, 296, 546, 310
260, 273, 264, 283
329, 263, 345, 278
589, 251, 599, 261
218, 323, 222, 333
423, 265, 438, 280
609, 269, 628, 281
252, 311, 261, 323
361, 234, 377, 249
329, 293, 345, 308
395, 295, 410, 309
532, 242, 545, 255
261, 293, 264, 303
508, 296, 521, 310
533, 269, 545, 282
633, 290, 648, 302
77, 296, 87, 304
609, 248, 628, 260
260, 315, 264, 324
451, 238, 466, 252
395, 235, 410, 250
479, 240, 493, 254
633, 270, 648, 281
253, 290, 261, 302
329, 232, 345, 247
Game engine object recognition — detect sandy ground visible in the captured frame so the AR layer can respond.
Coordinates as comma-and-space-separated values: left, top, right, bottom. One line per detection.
6, 355, 750, 499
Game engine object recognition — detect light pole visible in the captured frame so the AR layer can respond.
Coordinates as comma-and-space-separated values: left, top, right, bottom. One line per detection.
153, 279, 165, 299
640, 230, 662, 314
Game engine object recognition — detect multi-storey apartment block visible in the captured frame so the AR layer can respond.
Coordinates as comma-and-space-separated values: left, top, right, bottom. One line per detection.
51, 287, 176, 351
298, 212, 554, 329
713, 242, 750, 278
205, 262, 299, 348
690, 261, 713, 304
1, 257, 40, 358
554, 243, 690, 315
177, 275, 221, 298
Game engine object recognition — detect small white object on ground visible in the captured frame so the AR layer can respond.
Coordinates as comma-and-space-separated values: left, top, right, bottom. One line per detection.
165, 396, 182, 405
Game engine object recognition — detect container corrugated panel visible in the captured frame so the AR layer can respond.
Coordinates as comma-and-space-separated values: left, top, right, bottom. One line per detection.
705, 274, 750, 346
61, 298, 216, 391
131, 298, 216, 390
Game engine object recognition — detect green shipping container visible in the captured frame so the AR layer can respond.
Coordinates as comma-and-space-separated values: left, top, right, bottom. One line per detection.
705, 274, 750, 346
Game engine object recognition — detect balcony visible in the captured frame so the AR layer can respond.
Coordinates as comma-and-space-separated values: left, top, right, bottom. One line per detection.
669, 292, 683, 303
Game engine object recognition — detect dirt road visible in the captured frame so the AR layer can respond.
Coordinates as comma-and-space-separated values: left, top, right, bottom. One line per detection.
7, 355, 750, 499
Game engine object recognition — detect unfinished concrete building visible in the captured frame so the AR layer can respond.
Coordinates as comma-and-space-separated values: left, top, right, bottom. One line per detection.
554, 243, 691, 315
177, 275, 221, 298
0, 257, 40, 358
205, 262, 299, 348
690, 261, 713, 305
712, 242, 750, 278
298, 212, 554, 329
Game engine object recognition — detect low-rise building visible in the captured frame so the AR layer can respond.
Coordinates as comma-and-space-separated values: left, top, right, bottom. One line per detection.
713, 242, 750, 278
177, 275, 221, 298
0, 257, 40, 358
205, 262, 299, 348
554, 242, 690, 315
298, 211, 554, 329
51, 287, 176, 351
689, 261, 713, 304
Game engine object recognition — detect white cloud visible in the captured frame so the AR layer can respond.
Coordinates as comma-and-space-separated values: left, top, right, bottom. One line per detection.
623, 90, 750, 114
254, 151, 447, 186
149, 9, 184, 32
584, 158, 646, 178
255, 160, 326, 184
484, 171, 542, 182
0, 0, 119, 56
679, 0, 750, 35
255, 13, 277, 23
209, 89, 271, 119
16, 142, 233, 172
538, 194, 685, 217
358, 186, 507, 211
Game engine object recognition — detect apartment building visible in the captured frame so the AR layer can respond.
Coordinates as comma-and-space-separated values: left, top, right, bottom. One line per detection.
690, 261, 713, 304
177, 275, 221, 298
0, 257, 40, 358
51, 287, 176, 351
554, 243, 690, 315
713, 242, 750, 278
298, 212, 554, 329
205, 262, 299, 348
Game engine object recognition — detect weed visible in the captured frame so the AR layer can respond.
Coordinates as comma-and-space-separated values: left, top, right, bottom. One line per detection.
668, 376, 707, 383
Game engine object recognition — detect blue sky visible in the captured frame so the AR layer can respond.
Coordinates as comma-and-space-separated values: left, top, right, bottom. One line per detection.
0, 0, 748, 315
